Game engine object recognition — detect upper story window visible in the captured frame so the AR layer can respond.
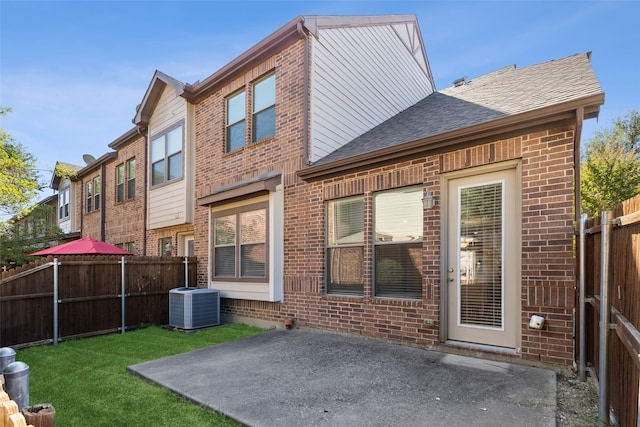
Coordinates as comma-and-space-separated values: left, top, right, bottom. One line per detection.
86, 177, 101, 213
252, 73, 276, 142
226, 90, 246, 152
151, 122, 183, 186
58, 187, 69, 220
116, 158, 136, 203
225, 72, 275, 153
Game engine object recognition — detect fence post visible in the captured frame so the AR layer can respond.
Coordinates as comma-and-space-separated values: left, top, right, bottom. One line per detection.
53, 258, 59, 346
121, 257, 126, 335
579, 213, 587, 381
599, 210, 614, 427
184, 256, 189, 288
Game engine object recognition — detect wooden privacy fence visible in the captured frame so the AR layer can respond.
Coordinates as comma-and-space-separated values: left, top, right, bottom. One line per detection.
0, 255, 197, 348
578, 193, 640, 427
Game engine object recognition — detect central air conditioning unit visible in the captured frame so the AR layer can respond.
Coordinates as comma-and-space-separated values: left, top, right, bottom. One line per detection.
169, 287, 220, 330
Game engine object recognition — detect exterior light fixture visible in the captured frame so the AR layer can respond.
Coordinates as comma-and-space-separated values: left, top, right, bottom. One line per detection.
422, 189, 435, 210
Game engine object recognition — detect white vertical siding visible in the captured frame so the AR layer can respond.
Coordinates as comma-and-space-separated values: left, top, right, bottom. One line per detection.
310, 22, 434, 162
148, 85, 191, 230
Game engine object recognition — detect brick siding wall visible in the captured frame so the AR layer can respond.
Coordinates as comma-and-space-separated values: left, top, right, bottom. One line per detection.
103, 135, 147, 254
207, 120, 577, 365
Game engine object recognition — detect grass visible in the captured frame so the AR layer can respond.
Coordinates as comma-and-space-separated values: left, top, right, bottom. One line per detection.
16, 324, 265, 426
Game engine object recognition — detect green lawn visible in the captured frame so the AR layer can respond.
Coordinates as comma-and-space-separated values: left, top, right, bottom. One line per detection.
16, 324, 264, 426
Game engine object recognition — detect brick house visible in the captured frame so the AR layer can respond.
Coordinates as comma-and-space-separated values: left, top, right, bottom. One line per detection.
185, 15, 603, 365
46, 14, 604, 365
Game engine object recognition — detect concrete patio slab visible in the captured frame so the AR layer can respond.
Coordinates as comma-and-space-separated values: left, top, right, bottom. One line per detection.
128, 328, 556, 426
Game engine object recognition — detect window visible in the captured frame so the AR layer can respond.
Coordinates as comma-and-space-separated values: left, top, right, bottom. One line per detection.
374, 187, 423, 299
326, 196, 365, 295
116, 242, 136, 254
86, 182, 92, 213
127, 159, 136, 199
225, 72, 276, 152
116, 164, 125, 203
151, 123, 183, 186
58, 187, 69, 220
213, 203, 267, 281
116, 158, 136, 203
86, 177, 100, 213
159, 237, 172, 256
226, 90, 246, 152
252, 74, 275, 142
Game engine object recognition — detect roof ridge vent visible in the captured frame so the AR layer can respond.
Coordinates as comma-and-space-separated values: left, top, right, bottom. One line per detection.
453, 76, 467, 87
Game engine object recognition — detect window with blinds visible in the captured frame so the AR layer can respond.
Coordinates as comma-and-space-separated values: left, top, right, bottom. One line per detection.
374, 187, 423, 299
213, 204, 267, 281
326, 196, 364, 295
458, 182, 503, 328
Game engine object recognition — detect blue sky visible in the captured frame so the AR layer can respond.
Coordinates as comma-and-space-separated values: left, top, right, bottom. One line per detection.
1, 0, 638, 199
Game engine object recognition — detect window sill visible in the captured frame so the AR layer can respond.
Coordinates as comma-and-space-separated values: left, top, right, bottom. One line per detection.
323, 294, 365, 301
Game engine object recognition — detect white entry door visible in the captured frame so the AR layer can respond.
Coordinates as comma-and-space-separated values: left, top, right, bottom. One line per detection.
447, 167, 519, 349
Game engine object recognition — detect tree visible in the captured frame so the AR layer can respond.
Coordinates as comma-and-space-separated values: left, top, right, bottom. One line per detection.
581, 110, 640, 218
0, 106, 42, 218
0, 204, 63, 270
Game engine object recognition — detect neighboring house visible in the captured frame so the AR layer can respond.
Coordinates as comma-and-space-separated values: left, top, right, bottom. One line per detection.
74, 152, 116, 242
106, 128, 146, 255
50, 161, 82, 239
47, 14, 604, 365
133, 71, 196, 257
9, 194, 59, 243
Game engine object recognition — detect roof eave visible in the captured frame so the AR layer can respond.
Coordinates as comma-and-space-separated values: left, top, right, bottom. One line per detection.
187, 16, 306, 104
108, 127, 140, 150
75, 152, 118, 178
298, 93, 605, 181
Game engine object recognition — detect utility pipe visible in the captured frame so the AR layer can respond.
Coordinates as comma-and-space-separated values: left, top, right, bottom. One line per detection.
184, 256, 189, 288
598, 210, 614, 427
53, 258, 59, 346
121, 256, 126, 334
579, 213, 587, 381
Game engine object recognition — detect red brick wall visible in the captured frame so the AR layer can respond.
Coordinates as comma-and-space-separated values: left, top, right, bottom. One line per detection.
103, 135, 147, 254
78, 173, 101, 239
193, 38, 308, 287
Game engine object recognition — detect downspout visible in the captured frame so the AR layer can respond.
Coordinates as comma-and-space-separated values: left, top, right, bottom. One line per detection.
100, 163, 106, 241
574, 107, 584, 375
297, 19, 310, 164
79, 177, 84, 235
138, 126, 148, 256
574, 108, 584, 218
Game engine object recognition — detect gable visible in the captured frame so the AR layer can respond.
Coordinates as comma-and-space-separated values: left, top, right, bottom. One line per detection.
133, 71, 190, 129
308, 15, 435, 162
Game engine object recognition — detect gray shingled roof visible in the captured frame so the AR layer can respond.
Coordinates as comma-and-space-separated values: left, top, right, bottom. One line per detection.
311, 52, 603, 167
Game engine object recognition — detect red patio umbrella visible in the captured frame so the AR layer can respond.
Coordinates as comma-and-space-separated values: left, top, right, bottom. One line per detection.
29, 237, 133, 256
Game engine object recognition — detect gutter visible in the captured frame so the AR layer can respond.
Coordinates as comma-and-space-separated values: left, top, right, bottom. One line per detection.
298, 93, 605, 181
